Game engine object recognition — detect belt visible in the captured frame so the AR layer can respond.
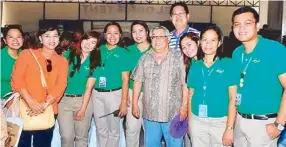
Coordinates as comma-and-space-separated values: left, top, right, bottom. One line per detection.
238, 112, 277, 120
94, 87, 122, 92
64, 94, 83, 97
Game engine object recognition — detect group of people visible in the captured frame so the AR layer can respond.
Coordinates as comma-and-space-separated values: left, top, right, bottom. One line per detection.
1, 2, 286, 147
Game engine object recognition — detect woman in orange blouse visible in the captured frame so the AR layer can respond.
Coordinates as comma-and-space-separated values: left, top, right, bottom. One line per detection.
11, 25, 68, 147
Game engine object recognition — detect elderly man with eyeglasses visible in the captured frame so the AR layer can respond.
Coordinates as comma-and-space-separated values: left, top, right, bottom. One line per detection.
131, 26, 188, 147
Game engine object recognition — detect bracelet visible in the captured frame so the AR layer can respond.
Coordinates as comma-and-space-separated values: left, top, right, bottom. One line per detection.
226, 126, 233, 130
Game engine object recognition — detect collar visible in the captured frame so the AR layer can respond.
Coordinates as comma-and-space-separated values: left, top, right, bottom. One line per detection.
172, 26, 190, 38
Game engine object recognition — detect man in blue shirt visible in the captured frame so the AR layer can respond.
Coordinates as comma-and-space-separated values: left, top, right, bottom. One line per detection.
169, 2, 200, 51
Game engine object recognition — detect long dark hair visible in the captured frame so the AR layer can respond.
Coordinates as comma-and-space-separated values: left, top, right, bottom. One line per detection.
197, 25, 224, 61
179, 32, 199, 73
69, 30, 101, 77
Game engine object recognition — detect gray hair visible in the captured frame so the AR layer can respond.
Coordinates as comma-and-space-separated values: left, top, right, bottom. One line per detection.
150, 26, 171, 41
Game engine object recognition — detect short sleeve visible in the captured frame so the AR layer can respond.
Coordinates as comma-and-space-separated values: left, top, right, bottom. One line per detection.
272, 42, 286, 76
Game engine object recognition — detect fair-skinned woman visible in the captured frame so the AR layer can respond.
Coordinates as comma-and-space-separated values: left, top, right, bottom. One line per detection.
187, 25, 236, 147
179, 32, 199, 146
11, 25, 68, 147
58, 30, 101, 147
126, 20, 151, 147
91, 21, 130, 147
1, 26, 24, 106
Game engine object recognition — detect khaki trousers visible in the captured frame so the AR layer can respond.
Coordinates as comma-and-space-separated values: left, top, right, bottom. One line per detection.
92, 89, 122, 147
190, 114, 229, 147
125, 89, 143, 147
58, 95, 93, 147
234, 113, 278, 147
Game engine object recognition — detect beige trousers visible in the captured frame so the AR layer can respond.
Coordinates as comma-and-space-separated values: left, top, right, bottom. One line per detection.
58, 95, 93, 147
91, 89, 122, 147
234, 113, 278, 147
190, 114, 229, 147
125, 89, 143, 147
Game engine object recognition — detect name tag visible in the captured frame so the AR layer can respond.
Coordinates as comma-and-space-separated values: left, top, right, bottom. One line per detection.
99, 77, 106, 88
198, 104, 208, 118
236, 93, 242, 106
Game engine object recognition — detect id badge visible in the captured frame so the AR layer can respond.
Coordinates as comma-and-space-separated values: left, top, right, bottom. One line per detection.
236, 93, 242, 106
198, 104, 208, 118
99, 77, 106, 88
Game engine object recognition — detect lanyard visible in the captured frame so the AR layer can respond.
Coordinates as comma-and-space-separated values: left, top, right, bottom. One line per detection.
239, 53, 253, 88
201, 67, 214, 102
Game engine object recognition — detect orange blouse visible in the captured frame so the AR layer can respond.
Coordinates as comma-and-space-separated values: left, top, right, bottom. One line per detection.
11, 49, 68, 114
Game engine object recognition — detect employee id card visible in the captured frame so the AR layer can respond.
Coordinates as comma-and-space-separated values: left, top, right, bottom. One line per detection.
236, 93, 242, 106
198, 104, 208, 118
99, 77, 106, 88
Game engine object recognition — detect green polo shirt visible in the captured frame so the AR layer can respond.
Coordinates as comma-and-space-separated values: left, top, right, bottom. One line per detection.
127, 44, 151, 90
232, 35, 286, 114
0, 46, 21, 99
64, 50, 94, 94
187, 58, 236, 117
92, 45, 131, 90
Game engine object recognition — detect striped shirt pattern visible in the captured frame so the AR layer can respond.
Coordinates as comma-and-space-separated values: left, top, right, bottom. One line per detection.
169, 26, 200, 52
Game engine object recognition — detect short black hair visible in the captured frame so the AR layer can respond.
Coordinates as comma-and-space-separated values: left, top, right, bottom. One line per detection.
3, 25, 24, 39
232, 6, 259, 23
170, 2, 189, 16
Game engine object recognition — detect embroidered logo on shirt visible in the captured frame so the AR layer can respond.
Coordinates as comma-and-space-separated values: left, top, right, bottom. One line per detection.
84, 66, 90, 70
114, 54, 119, 58
216, 69, 224, 74
252, 59, 260, 63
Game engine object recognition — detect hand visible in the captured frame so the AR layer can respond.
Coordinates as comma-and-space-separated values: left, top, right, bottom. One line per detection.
46, 95, 56, 105
118, 101, 127, 117
266, 123, 281, 139
132, 103, 140, 119
222, 129, 234, 146
26, 99, 44, 115
74, 108, 86, 121
179, 106, 188, 121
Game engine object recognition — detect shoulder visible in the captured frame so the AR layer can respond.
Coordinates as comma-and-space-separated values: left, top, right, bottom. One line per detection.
56, 54, 68, 65
127, 44, 137, 51
232, 45, 244, 58
187, 27, 200, 35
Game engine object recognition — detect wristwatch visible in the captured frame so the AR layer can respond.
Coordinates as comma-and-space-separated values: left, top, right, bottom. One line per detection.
226, 126, 233, 130
274, 122, 285, 131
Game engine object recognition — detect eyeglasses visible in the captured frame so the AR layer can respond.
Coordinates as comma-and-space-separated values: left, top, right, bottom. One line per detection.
233, 21, 255, 29
172, 11, 186, 17
46, 59, 52, 72
151, 36, 167, 40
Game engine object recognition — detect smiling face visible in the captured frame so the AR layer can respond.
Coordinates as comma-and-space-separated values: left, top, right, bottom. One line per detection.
81, 37, 98, 54
105, 25, 121, 47
170, 5, 189, 30
200, 29, 221, 56
180, 37, 198, 58
4, 29, 24, 50
39, 30, 60, 50
132, 24, 148, 44
233, 12, 258, 43
151, 28, 169, 53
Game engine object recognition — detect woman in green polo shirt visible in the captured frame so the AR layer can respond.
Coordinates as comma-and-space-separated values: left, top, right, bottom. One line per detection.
187, 25, 236, 147
0, 25, 24, 105
179, 31, 199, 146
91, 22, 130, 147
57, 30, 101, 147
126, 20, 151, 147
